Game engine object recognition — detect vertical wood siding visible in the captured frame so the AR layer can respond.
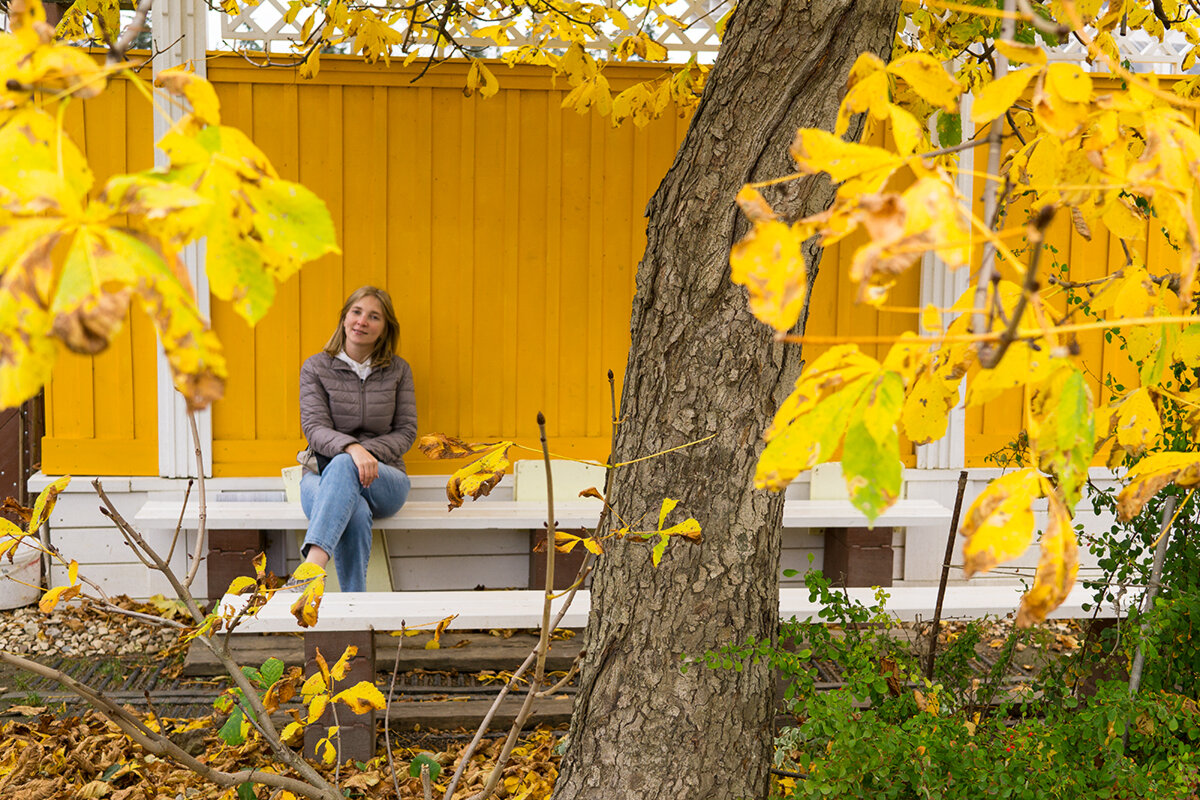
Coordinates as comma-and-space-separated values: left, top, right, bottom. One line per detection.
42, 57, 925, 476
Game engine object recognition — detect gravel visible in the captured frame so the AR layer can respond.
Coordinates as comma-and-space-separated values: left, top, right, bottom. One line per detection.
0, 602, 178, 658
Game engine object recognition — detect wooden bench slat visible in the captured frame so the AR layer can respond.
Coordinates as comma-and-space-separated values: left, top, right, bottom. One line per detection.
136, 498, 953, 531
217, 583, 1122, 633
134, 500, 605, 530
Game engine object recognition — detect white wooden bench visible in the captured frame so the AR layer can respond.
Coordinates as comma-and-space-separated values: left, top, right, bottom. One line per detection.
133, 499, 607, 532
135, 497, 952, 532
135, 496, 953, 592
217, 583, 1124, 635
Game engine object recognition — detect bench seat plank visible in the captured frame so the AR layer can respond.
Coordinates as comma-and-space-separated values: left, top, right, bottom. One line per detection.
218, 583, 1118, 634
134, 500, 606, 530
136, 497, 952, 531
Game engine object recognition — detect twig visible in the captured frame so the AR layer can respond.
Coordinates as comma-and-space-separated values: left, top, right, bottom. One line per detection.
107, 0, 153, 66
972, 0, 1018, 344
183, 409, 207, 589
421, 763, 433, 800
535, 411, 556, 685
1015, 0, 1070, 38
1128, 495, 1177, 699
0, 651, 337, 800
385, 621, 407, 800
167, 479, 193, 565
925, 470, 969, 680
536, 660, 579, 697
979, 205, 1055, 368
94, 481, 205, 625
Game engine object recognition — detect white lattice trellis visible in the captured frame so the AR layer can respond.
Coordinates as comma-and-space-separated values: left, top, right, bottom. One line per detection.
218, 0, 728, 58
216, 1, 1199, 72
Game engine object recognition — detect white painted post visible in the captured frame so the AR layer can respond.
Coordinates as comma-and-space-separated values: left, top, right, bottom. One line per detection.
914, 91, 972, 472
152, 0, 212, 477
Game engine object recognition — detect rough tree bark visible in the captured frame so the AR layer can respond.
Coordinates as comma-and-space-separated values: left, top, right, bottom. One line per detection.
553, 1, 898, 797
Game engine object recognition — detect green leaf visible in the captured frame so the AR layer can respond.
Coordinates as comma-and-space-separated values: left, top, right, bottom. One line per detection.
409, 752, 442, 781
218, 708, 246, 746
241, 666, 264, 688
260, 657, 285, 686
157, 124, 340, 326
936, 111, 962, 148
236, 782, 256, 800
842, 421, 902, 521
651, 532, 670, 567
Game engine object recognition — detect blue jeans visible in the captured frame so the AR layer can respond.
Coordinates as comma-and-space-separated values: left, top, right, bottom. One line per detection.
299, 453, 410, 592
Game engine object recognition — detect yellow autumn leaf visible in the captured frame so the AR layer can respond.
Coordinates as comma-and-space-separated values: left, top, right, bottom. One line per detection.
888, 103, 924, 157
290, 575, 324, 628
316, 736, 336, 765
1045, 62, 1092, 104
887, 52, 962, 111
28, 475, 70, 534
301, 671, 326, 700
227, 576, 257, 595
960, 468, 1047, 577
446, 442, 515, 509
789, 129, 902, 184
1116, 451, 1200, 521
837, 66, 890, 137
307, 694, 330, 724
39, 583, 80, 614
332, 681, 387, 714
730, 218, 812, 332
280, 721, 305, 746
330, 645, 357, 681
465, 59, 500, 99
0, 514, 23, 539
1115, 388, 1162, 456
971, 66, 1039, 127
1017, 491, 1078, 627
994, 40, 1048, 65
154, 66, 221, 127
291, 561, 326, 585
67, 559, 78, 585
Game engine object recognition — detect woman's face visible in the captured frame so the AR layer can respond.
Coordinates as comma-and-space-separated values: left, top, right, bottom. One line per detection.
343, 295, 386, 353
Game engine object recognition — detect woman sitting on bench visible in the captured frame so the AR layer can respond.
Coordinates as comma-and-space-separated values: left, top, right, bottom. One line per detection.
296, 286, 418, 591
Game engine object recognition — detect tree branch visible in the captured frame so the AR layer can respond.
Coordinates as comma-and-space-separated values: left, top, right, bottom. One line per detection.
108, 0, 153, 66
0, 650, 336, 800
979, 205, 1055, 368
183, 409, 207, 589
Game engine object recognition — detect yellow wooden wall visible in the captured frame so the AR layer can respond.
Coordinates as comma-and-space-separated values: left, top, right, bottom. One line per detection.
40, 56, 925, 476
42, 76, 160, 475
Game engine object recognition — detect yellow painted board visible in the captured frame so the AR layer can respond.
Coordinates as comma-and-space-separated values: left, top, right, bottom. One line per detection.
41, 438, 158, 476
386, 85, 432, 443
471, 89, 507, 438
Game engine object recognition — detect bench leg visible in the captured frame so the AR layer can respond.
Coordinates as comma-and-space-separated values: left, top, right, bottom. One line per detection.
303, 629, 376, 763
823, 527, 895, 587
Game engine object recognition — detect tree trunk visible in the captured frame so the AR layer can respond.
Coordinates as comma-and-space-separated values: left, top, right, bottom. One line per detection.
553, 1, 898, 797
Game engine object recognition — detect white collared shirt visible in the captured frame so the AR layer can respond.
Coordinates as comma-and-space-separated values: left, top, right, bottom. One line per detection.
336, 350, 373, 381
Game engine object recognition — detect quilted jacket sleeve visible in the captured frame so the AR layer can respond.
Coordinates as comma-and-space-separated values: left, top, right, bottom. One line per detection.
359, 358, 418, 465
299, 356, 359, 457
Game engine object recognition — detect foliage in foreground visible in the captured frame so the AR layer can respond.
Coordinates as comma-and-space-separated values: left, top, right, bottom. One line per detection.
705, 570, 1200, 800
0, 711, 561, 800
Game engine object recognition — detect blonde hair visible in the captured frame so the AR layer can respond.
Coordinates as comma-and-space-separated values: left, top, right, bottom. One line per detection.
323, 286, 400, 368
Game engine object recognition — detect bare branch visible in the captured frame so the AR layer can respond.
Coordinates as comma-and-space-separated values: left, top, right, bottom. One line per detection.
108, 0, 154, 66
0, 650, 337, 800
183, 409, 207, 589
979, 205, 1056, 368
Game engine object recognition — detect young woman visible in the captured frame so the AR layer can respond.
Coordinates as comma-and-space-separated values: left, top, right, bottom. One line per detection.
296, 286, 417, 592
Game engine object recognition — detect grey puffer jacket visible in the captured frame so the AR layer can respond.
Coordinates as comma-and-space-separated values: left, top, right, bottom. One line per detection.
299, 352, 418, 472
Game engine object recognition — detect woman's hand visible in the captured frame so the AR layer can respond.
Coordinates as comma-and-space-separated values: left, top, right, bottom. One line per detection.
344, 443, 379, 488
